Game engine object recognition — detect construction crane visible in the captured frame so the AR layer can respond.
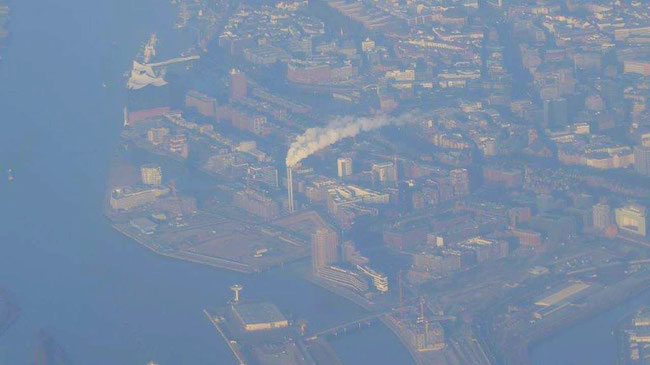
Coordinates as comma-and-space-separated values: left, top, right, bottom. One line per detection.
168, 179, 185, 218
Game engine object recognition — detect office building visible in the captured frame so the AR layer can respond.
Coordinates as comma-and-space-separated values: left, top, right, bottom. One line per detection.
317, 265, 369, 293
230, 69, 247, 100
140, 164, 162, 186
357, 265, 388, 292
372, 162, 397, 185
615, 204, 648, 237
337, 157, 353, 178
450, 168, 470, 197
634, 145, 650, 176
311, 228, 339, 273
543, 98, 568, 129
592, 203, 612, 231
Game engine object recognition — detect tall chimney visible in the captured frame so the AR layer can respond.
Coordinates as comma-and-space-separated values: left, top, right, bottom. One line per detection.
287, 166, 295, 213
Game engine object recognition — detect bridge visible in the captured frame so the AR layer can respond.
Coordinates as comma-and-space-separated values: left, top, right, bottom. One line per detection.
566, 258, 650, 276
305, 306, 456, 340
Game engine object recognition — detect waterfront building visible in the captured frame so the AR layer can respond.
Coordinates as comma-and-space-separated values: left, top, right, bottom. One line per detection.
140, 164, 162, 186
405, 320, 445, 352
109, 186, 169, 211
317, 265, 369, 293
231, 302, 288, 332
311, 228, 339, 273
357, 265, 388, 292
615, 204, 648, 237
337, 157, 353, 178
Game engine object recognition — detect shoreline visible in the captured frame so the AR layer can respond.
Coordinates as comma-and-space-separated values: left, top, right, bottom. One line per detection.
110, 221, 258, 274
522, 275, 650, 364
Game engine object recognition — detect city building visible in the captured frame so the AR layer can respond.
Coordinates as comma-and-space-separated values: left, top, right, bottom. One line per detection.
109, 186, 169, 211
140, 164, 162, 186
404, 320, 445, 352
230, 69, 247, 100
482, 166, 523, 188
168, 134, 189, 159
185, 90, 217, 117
357, 265, 388, 292
231, 302, 289, 332
317, 265, 369, 293
337, 157, 353, 178
341, 241, 369, 266
634, 145, 650, 176
147, 127, 169, 145
233, 189, 280, 220
450, 168, 470, 197
311, 228, 339, 273
372, 162, 397, 185
615, 204, 648, 237
592, 203, 612, 231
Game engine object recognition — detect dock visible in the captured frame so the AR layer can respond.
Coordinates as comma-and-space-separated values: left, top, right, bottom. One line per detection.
203, 309, 247, 365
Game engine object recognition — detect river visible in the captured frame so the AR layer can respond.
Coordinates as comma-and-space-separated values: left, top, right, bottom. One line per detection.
0, 0, 411, 364
2, 1, 642, 364
530, 289, 650, 365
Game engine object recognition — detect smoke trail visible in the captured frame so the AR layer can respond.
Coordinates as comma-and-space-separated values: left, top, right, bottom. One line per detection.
286, 114, 411, 167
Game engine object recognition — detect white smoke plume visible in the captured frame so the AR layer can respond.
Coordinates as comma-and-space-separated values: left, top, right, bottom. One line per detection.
286, 113, 412, 167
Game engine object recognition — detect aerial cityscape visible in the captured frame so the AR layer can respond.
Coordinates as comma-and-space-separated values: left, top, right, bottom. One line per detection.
2, 0, 650, 364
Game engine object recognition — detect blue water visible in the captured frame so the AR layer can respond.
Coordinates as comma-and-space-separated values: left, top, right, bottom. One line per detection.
0, 1, 411, 364
530, 289, 650, 365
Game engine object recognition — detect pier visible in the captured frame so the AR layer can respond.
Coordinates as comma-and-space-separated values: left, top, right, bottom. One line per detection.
203, 309, 247, 365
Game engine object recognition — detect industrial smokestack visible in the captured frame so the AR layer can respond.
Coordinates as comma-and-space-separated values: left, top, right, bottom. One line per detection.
287, 166, 295, 213
285, 113, 414, 168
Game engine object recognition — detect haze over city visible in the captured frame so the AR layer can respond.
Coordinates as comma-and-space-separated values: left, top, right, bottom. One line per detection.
1, 0, 650, 364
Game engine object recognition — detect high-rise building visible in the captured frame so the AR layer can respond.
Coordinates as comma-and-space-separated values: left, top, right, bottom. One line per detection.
543, 97, 568, 129
230, 69, 247, 100
140, 164, 162, 186
592, 203, 612, 231
337, 157, 353, 178
372, 162, 397, 185
450, 168, 470, 197
615, 204, 647, 237
634, 145, 650, 176
311, 228, 339, 273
